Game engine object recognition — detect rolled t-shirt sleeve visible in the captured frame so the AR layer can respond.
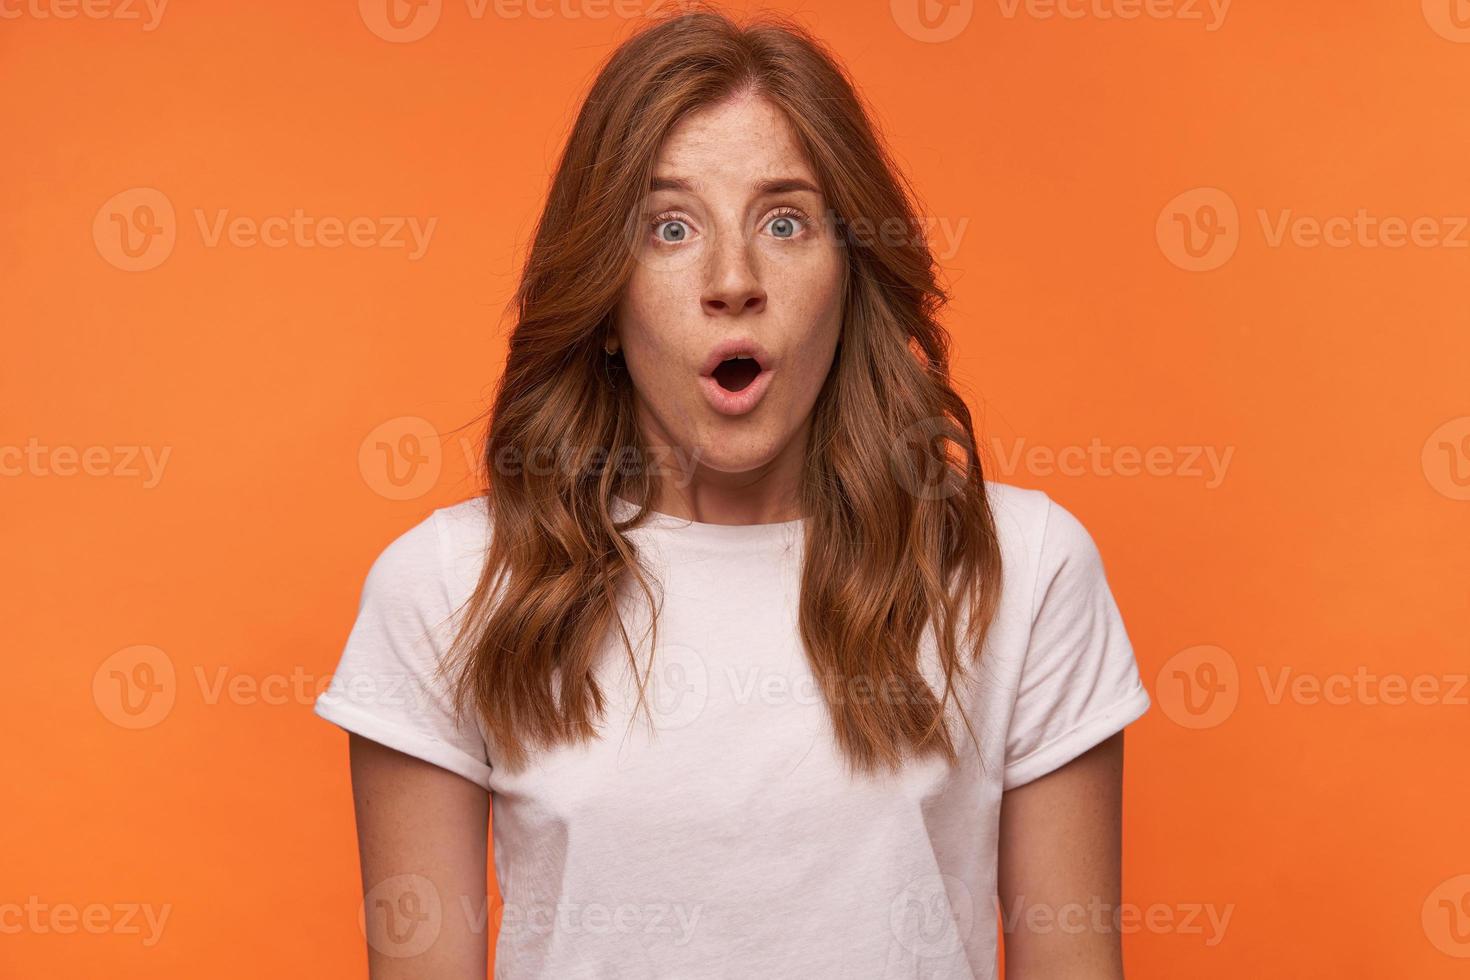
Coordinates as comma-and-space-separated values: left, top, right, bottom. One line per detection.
313, 510, 493, 790
1002, 495, 1151, 790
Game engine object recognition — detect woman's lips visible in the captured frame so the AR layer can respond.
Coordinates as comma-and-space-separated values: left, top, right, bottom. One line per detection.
699, 337, 770, 377
699, 367, 773, 416
698, 337, 774, 416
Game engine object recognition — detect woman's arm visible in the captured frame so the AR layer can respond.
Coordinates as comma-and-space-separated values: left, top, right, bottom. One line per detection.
349, 732, 490, 978
997, 730, 1127, 980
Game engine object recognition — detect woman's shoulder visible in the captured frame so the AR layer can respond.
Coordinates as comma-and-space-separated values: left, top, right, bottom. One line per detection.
983, 478, 1052, 563
427, 496, 493, 600
432, 494, 492, 544
351, 496, 490, 616
982, 479, 1116, 618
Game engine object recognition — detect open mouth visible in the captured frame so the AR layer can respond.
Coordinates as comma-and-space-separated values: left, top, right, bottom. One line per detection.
698, 339, 773, 416
711, 355, 763, 392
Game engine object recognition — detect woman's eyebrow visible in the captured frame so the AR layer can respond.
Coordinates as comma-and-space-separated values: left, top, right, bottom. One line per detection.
648, 175, 693, 193
754, 177, 821, 196
647, 175, 822, 196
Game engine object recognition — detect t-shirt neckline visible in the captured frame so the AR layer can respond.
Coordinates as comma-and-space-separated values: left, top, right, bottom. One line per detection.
610, 493, 805, 548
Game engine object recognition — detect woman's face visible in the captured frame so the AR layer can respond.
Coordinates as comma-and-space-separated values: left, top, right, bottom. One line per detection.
612, 90, 845, 498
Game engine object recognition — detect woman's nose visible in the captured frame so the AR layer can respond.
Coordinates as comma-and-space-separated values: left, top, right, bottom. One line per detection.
701, 231, 766, 316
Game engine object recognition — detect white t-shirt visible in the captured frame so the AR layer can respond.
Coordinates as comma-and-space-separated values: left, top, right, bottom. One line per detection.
314, 480, 1151, 979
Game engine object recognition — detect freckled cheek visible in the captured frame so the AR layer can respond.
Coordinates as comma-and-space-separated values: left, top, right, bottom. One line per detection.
620, 279, 691, 365
767, 235, 844, 297
765, 256, 845, 390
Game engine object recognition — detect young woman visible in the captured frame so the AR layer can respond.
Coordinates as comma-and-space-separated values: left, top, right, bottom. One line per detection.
315, 8, 1150, 979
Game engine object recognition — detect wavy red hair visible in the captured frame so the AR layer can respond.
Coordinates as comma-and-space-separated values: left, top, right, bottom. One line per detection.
439, 4, 1003, 777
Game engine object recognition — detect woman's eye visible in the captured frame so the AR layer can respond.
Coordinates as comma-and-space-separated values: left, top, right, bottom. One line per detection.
653, 219, 691, 244
767, 210, 806, 239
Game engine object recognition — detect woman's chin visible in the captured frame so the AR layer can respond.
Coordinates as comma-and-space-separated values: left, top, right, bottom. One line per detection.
686, 431, 783, 475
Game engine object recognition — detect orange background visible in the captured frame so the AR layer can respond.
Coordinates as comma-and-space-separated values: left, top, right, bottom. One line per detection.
4, 0, 1468, 976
